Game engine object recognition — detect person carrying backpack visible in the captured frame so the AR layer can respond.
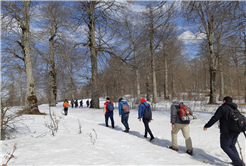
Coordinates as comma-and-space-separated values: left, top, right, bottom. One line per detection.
79, 100, 83, 108
204, 96, 245, 166
103, 97, 115, 128
63, 99, 69, 116
170, 98, 193, 155
119, 98, 130, 133
86, 100, 89, 107
138, 98, 154, 142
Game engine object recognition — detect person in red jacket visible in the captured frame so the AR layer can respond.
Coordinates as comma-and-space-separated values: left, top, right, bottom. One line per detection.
103, 97, 115, 128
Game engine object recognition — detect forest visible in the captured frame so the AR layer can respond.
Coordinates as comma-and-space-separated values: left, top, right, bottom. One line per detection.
1, 1, 246, 114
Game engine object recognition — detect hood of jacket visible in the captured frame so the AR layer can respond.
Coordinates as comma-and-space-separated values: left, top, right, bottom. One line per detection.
223, 102, 237, 109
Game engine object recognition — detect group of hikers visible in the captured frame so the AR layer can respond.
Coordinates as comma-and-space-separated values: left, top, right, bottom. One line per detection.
63, 96, 245, 166
62, 99, 91, 115
102, 96, 245, 166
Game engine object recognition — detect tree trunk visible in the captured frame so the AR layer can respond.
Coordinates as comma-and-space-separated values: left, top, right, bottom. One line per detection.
218, 52, 224, 101
244, 39, 246, 103
88, 2, 99, 108
149, 9, 158, 103
163, 43, 169, 100
146, 72, 151, 101
19, 69, 24, 106
23, 1, 40, 114
49, 19, 57, 107
134, 49, 141, 104
208, 33, 217, 104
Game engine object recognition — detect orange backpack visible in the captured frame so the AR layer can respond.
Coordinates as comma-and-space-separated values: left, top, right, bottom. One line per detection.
64, 102, 69, 108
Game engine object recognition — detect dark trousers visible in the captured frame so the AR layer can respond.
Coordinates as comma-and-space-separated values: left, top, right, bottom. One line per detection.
121, 113, 129, 129
143, 118, 154, 138
220, 133, 244, 166
64, 108, 68, 115
105, 112, 114, 127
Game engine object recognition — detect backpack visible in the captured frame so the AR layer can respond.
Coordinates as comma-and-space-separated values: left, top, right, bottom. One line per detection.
177, 103, 197, 121
225, 105, 246, 133
107, 102, 114, 112
142, 102, 152, 119
121, 102, 130, 113
64, 102, 69, 108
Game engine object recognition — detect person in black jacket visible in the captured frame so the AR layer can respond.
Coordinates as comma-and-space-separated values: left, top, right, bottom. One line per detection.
204, 96, 245, 166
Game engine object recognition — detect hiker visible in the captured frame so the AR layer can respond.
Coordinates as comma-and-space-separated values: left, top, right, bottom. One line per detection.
63, 99, 69, 116
118, 98, 130, 133
138, 98, 154, 142
79, 100, 83, 108
71, 100, 74, 108
204, 96, 245, 166
170, 98, 193, 155
103, 97, 115, 128
75, 100, 78, 108
86, 100, 89, 107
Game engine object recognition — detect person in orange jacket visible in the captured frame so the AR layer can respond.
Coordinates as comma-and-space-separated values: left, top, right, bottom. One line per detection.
63, 99, 69, 115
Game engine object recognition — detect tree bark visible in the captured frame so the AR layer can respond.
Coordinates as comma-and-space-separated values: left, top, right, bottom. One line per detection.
149, 8, 158, 104
23, 1, 40, 114
163, 43, 169, 100
49, 19, 57, 106
88, 2, 99, 108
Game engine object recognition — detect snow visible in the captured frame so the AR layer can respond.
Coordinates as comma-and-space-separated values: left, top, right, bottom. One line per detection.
2, 98, 246, 165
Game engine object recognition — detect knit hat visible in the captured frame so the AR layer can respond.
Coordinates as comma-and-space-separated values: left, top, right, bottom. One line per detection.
140, 98, 146, 103
106, 97, 110, 100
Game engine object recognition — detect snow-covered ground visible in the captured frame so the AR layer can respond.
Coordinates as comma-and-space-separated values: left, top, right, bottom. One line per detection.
1, 98, 246, 165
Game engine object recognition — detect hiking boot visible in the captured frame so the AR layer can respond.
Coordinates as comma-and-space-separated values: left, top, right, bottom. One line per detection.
144, 135, 147, 138
149, 137, 155, 142
169, 146, 178, 151
106, 125, 109, 127
186, 150, 193, 155
124, 128, 130, 133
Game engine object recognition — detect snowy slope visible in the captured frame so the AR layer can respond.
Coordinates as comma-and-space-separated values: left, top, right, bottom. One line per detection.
1, 99, 245, 165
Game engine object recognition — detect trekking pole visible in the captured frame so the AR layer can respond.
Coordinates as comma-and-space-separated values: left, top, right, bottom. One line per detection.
237, 140, 244, 162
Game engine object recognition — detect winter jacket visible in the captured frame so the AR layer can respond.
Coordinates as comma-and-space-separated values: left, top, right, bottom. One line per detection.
204, 102, 238, 134
119, 101, 129, 115
138, 102, 151, 119
171, 101, 190, 125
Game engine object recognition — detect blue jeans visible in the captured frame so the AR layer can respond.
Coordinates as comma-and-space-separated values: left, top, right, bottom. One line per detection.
220, 133, 244, 166
105, 112, 114, 127
121, 113, 129, 129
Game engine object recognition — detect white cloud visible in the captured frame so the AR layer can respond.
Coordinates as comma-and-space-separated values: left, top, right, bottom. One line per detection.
178, 30, 206, 44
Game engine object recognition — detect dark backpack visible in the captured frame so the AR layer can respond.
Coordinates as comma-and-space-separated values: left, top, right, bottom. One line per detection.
225, 105, 246, 133
107, 102, 114, 112
142, 103, 152, 119
121, 102, 130, 113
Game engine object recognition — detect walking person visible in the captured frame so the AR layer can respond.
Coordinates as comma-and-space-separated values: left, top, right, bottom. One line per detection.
170, 99, 193, 155
75, 100, 78, 108
138, 98, 154, 142
119, 98, 130, 133
79, 100, 83, 108
71, 100, 74, 108
204, 96, 245, 166
86, 100, 89, 107
63, 99, 69, 116
103, 97, 115, 128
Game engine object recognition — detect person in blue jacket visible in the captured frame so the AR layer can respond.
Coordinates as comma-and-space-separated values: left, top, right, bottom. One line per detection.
119, 98, 130, 133
138, 98, 155, 142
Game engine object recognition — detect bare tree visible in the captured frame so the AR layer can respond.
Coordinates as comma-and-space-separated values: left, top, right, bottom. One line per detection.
182, 1, 238, 104
2, 1, 40, 113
